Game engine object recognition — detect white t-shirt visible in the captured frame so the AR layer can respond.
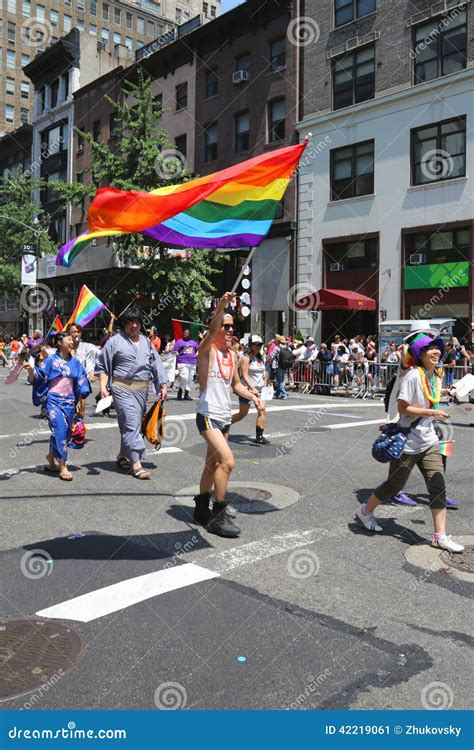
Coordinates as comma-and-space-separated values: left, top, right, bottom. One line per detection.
397, 368, 439, 454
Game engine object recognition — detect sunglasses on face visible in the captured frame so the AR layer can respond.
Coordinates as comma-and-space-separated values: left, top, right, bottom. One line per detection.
222, 324, 234, 330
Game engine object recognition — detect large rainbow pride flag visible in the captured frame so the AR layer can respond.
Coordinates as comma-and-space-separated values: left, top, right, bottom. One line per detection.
56, 142, 307, 268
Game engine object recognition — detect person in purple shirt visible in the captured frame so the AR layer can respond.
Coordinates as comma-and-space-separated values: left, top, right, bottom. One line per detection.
173, 329, 199, 400
27, 329, 44, 365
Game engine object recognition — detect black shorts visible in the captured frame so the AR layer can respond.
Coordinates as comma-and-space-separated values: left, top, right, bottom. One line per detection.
196, 413, 231, 435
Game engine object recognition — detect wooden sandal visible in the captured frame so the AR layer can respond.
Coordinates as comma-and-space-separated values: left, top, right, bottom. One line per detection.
116, 457, 130, 471
132, 468, 151, 480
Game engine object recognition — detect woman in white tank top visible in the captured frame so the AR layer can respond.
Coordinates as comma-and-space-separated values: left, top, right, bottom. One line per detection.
231, 334, 271, 444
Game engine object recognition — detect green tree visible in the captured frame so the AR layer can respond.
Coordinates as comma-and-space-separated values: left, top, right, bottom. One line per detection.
52, 69, 226, 319
0, 171, 56, 296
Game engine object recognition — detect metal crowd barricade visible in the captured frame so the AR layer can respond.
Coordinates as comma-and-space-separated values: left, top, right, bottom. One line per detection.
287, 360, 474, 399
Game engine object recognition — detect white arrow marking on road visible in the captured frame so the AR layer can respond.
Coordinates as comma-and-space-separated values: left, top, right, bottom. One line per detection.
35, 563, 220, 622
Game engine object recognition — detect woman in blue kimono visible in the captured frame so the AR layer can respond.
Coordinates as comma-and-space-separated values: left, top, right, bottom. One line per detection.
24, 332, 91, 481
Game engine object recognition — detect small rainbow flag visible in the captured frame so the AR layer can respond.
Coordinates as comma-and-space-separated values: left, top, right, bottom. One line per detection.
55, 142, 307, 268
45, 315, 63, 338
438, 440, 453, 458
66, 285, 106, 328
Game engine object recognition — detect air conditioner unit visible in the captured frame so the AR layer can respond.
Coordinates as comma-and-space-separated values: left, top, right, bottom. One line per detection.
77, 143, 84, 152
329, 262, 344, 272
232, 70, 249, 84
409, 253, 426, 265
91, 239, 98, 246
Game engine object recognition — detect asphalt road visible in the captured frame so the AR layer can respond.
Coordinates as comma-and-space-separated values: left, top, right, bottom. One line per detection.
0, 373, 472, 711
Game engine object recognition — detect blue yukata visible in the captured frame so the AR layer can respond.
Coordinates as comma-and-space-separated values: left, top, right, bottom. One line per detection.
32, 354, 91, 461
96, 333, 168, 463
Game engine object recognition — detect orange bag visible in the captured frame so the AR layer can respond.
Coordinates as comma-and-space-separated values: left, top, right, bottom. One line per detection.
141, 399, 165, 447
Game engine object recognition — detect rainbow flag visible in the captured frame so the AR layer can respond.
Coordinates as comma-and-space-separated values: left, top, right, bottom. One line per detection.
56, 142, 307, 268
172, 319, 205, 342
66, 285, 105, 328
45, 315, 63, 338
438, 440, 453, 458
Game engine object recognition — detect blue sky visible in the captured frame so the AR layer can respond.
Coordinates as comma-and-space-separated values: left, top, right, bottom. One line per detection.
221, 0, 245, 13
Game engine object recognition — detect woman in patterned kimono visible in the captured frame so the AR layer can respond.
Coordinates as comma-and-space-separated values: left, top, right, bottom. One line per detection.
96, 307, 168, 479
24, 332, 91, 481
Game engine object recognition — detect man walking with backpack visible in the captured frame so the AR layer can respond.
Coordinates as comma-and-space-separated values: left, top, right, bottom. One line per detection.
271, 335, 293, 399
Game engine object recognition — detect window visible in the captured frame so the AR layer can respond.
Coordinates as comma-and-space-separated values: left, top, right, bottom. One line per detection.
335, 0, 376, 27
330, 140, 374, 199
6, 78, 15, 96
136, 40, 144, 48
270, 38, 285, 69
333, 45, 375, 109
114, 32, 121, 44
7, 50, 16, 68
413, 11, 467, 84
39, 86, 46, 112
62, 72, 69, 99
77, 19, 84, 31
325, 238, 377, 271
63, 14, 72, 31
89, 23, 97, 35
22, 53, 30, 66
126, 12, 132, 29
234, 111, 250, 153
5, 105, 14, 123
50, 10, 58, 27
125, 36, 132, 49
205, 67, 218, 97
21, 81, 29, 99
50, 78, 59, 108
146, 19, 154, 36
203, 1, 208, 14
204, 123, 217, 162
78, 0, 85, 11
102, 3, 109, 20
20, 108, 28, 123
77, 132, 85, 152
175, 133, 187, 159
7, 21, 16, 42
101, 27, 109, 43
267, 98, 285, 142
183, 10, 190, 20
176, 8, 182, 22
235, 53, 250, 72
411, 116, 466, 186
7, 0, 16, 12
176, 82, 187, 110
90, 0, 97, 15
114, 7, 121, 24
210, 5, 216, 17
76, 173, 84, 184
137, 16, 145, 33
36, 4, 45, 21
109, 112, 118, 138
22, 0, 30, 15
65, 0, 72, 4
93, 120, 101, 140
406, 229, 470, 265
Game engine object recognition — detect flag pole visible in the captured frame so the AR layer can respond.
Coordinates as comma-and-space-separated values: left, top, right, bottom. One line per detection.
231, 246, 257, 294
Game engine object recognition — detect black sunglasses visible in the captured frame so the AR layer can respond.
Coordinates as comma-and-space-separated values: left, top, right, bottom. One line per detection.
222, 323, 234, 330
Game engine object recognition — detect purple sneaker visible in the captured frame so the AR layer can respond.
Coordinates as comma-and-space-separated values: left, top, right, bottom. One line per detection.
391, 491, 417, 506
446, 497, 459, 510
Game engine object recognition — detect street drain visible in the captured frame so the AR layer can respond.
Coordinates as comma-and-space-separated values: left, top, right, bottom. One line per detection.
225, 487, 275, 514
0, 618, 84, 702
439, 544, 474, 574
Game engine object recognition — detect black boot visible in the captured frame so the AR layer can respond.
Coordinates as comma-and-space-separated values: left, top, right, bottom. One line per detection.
177, 388, 183, 400
193, 492, 212, 525
255, 427, 271, 445
207, 501, 241, 538
184, 390, 193, 401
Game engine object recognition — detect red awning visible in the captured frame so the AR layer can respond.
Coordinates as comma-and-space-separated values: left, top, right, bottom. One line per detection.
296, 289, 376, 311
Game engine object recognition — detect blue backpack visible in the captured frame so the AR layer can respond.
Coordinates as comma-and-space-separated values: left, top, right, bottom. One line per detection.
372, 418, 422, 463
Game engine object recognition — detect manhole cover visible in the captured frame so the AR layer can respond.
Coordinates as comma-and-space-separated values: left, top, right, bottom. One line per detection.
439, 544, 474, 574
0, 618, 84, 702
225, 487, 275, 514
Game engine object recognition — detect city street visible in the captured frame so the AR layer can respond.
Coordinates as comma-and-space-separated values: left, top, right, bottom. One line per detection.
0, 376, 472, 711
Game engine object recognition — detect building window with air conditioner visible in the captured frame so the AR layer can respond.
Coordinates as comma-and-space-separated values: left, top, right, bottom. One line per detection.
270, 37, 286, 70
330, 140, 374, 200
233, 53, 250, 83
325, 237, 378, 272
411, 116, 466, 186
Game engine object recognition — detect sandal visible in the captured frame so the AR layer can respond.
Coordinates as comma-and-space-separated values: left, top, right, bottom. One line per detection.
132, 468, 151, 480
59, 471, 73, 481
116, 457, 130, 471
